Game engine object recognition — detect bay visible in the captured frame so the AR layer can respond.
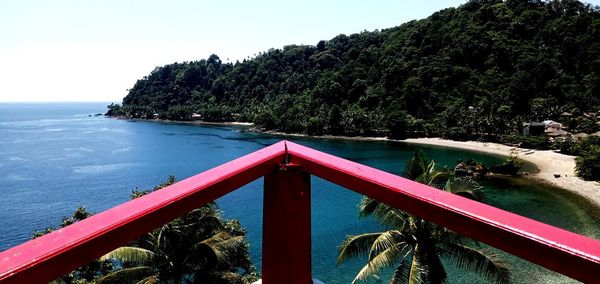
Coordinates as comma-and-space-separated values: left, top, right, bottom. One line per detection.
0, 102, 598, 283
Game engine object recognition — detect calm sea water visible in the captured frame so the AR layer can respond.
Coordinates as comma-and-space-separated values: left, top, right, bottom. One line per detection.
1, 102, 598, 283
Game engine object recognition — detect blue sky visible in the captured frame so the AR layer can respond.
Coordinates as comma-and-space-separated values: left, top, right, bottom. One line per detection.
1, 0, 598, 102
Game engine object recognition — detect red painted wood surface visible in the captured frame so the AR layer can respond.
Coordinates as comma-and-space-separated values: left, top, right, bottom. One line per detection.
1, 140, 599, 283
263, 164, 312, 284
285, 141, 600, 283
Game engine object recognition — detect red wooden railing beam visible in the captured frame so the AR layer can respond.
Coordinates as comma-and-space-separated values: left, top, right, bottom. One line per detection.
285, 141, 600, 283
262, 164, 312, 284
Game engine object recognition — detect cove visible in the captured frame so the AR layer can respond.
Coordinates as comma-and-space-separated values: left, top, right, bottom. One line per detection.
0, 103, 598, 283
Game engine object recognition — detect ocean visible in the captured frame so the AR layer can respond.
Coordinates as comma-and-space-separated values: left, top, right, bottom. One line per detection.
1, 102, 598, 283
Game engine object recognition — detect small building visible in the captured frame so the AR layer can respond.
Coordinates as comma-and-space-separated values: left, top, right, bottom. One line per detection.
523, 122, 545, 136
546, 129, 569, 138
572, 133, 589, 142
153, 113, 160, 119
191, 113, 203, 120
543, 120, 565, 132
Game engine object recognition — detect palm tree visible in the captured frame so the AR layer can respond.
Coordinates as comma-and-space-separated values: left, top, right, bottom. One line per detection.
96, 205, 255, 284
96, 177, 256, 284
337, 150, 510, 283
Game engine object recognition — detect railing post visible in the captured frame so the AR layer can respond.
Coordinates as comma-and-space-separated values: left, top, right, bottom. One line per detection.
262, 165, 312, 283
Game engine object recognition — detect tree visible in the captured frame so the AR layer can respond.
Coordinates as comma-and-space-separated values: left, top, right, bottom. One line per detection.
97, 177, 257, 284
575, 145, 600, 181
33, 207, 113, 284
34, 177, 257, 284
575, 137, 600, 181
97, 206, 254, 284
116, 0, 600, 142
337, 151, 510, 283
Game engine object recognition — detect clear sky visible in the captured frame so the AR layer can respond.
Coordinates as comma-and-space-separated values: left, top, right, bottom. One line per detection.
0, 0, 598, 103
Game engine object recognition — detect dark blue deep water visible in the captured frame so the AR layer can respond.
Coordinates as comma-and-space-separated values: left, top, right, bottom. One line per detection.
1, 103, 598, 283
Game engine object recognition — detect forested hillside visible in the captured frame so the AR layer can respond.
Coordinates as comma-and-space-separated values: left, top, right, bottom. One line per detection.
114, 0, 600, 140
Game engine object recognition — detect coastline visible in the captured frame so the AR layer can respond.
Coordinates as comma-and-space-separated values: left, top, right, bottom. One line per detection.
257, 130, 600, 208
114, 118, 600, 208
120, 117, 255, 127
403, 138, 600, 208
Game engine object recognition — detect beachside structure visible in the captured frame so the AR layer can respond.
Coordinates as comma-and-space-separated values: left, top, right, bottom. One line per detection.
522, 122, 545, 136
543, 120, 566, 131
1, 141, 599, 283
572, 132, 589, 142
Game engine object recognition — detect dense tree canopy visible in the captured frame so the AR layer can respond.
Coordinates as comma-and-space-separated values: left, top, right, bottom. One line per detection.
115, 0, 600, 140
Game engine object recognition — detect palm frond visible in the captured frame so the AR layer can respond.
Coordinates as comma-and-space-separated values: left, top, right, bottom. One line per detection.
416, 164, 452, 186
194, 232, 245, 268
390, 260, 410, 284
403, 150, 429, 181
358, 197, 408, 228
99, 247, 154, 265
443, 177, 483, 200
441, 243, 511, 284
353, 242, 412, 283
337, 232, 384, 265
407, 251, 424, 284
135, 275, 159, 284
173, 215, 223, 231
357, 196, 380, 217
94, 266, 155, 284
434, 227, 475, 247
368, 230, 406, 260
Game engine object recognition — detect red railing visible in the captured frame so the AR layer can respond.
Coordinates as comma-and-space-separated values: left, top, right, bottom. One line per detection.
1, 140, 599, 283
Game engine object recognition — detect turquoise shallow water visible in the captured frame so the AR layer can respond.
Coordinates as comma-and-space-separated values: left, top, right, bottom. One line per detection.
0, 103, 598, 283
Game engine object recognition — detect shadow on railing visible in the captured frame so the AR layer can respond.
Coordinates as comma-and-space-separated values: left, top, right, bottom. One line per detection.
1, 140, 599, 283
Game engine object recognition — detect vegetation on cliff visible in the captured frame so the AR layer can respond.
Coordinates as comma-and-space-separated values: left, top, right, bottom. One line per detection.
112, 0, 600, 140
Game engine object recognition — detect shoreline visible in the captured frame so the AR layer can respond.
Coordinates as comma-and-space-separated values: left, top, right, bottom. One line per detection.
113, 118, 600, 208
257, 130, 600, 208
403, 138, 600, 208
118, 117, 255, 127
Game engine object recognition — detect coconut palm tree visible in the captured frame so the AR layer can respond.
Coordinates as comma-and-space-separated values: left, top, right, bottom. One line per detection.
96, 176, 256, 284
96, 205, 255, 284
337, 150, 510, 284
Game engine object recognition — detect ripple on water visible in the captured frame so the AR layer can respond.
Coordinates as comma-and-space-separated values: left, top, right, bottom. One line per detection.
72, 162, 140, 175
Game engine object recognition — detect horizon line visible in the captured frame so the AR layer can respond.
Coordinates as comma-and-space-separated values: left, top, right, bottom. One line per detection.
0, 100, 120, 103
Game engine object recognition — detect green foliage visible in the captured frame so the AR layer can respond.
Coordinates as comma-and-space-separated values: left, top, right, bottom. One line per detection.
103, 176, 257, 283
499, 134, 550, 149
105, 103, 122, 117
337, 151, 510, 283
552, 136, 577, 155
118, 1, 600, 140
34, 177, 257, 283
574, 136, 600, 180
32, 207, 114, 283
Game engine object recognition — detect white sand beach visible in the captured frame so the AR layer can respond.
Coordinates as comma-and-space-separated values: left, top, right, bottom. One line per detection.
404, 138, 600, 207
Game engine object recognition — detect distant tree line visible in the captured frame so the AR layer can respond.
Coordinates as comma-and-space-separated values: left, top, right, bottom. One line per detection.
111, 0, 600, 140
108, 0, 600, 181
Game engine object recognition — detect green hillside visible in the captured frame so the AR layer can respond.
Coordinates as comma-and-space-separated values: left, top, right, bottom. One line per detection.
114, 0, 600, 140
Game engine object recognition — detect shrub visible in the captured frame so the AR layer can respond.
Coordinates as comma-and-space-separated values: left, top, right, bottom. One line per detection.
575, 145, 600, 181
